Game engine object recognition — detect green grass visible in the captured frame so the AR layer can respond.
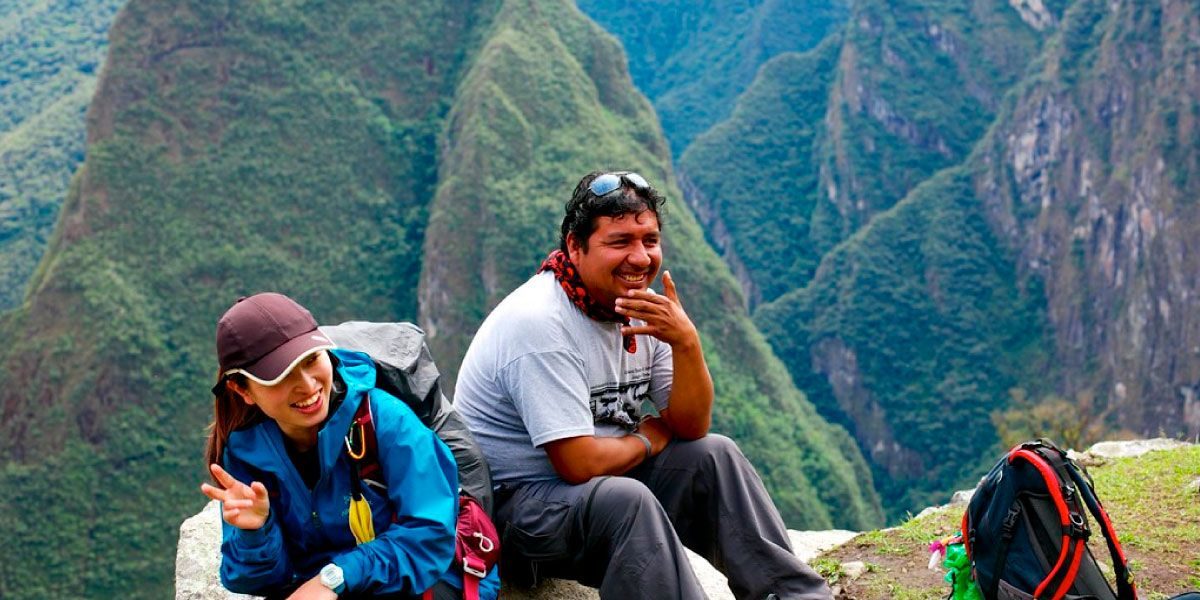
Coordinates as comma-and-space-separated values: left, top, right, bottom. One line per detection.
818, 445, 1200, 599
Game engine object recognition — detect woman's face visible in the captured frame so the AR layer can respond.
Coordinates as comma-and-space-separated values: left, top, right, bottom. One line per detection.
233, 351, 334, 449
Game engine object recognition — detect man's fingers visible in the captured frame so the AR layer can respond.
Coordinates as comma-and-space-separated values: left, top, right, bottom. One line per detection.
621, 325, 654, 336
615, 298, 658, 314
663, 270, 680, 303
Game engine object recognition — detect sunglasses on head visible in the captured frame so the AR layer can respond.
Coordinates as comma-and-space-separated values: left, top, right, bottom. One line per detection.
588, 172, 650, 197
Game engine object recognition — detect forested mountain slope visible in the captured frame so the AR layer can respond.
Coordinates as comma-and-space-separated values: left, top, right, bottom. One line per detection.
0, 1, 882, 597
0, 0, 123, 310
576, 0, 849, 156
680, 0, 1049, 309
613, 0, 1053, 516
588, 0, 1200, 519
761, 0, 1200, 516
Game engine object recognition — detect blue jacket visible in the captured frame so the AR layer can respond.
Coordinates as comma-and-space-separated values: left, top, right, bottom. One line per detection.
219, 348, 497, 597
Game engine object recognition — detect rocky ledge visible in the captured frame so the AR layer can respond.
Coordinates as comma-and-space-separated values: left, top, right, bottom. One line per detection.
176, 439, 1191, 599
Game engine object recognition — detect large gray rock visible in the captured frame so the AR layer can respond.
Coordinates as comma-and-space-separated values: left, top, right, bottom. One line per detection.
1083, 438, 1191, 458
177, 500, 852, 599
176, 501, 257, 600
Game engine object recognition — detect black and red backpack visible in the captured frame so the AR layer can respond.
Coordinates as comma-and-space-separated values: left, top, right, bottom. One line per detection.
963, 439, 1137, 600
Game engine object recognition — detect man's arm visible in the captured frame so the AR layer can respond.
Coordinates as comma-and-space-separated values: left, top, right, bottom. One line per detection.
616, 270, 714, 439
543, 417, 673, 484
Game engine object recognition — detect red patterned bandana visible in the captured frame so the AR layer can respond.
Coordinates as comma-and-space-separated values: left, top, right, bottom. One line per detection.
539, 250, 636, 353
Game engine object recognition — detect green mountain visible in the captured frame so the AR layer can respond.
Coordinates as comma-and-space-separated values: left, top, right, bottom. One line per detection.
0, 0, 124, 311
0, 1, 882, 597
576, 0, 850, 156
678, 35, 844, 307
591, 0, 1200, 519
757, 0, 1200, 517
417, 0, 881, 532
679, 0, 1049, 309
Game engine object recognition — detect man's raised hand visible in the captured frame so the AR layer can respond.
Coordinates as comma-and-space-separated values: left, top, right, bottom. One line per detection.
201, 463, 270, 530
615, 270, 700, 350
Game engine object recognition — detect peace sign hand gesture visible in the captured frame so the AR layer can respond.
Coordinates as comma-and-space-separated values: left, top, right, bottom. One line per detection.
201, 463, 270, 531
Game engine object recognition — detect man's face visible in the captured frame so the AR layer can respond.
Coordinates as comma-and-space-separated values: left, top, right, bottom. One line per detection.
568, 210, 662, 308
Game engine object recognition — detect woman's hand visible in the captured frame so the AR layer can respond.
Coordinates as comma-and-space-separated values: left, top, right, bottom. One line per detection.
286, 575, 339, 600
200, 463, 270, 531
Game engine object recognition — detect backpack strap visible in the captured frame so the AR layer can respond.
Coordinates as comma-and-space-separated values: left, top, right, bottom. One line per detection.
457, 493, 499, 600
345, 397, 377, 544
1008, 447, 1089, 600
348, 392, 500, 600
1065, 464, 1139, 600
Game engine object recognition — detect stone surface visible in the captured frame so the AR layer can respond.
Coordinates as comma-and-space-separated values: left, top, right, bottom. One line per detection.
913, 489, 975, 520
176, 501, 257, 600
790, 530, 861, 562
177, 500, 854, 600
1083, 438, 1191, 459
841, 561, 869, 580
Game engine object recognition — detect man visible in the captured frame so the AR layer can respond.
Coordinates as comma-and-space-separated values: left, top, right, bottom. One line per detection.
454, 171, 832, 600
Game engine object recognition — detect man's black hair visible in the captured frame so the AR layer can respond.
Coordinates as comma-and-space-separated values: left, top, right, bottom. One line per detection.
559, 171, 667, 253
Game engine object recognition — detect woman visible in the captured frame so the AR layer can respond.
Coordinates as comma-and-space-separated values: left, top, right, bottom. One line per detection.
200, 292, 498, 599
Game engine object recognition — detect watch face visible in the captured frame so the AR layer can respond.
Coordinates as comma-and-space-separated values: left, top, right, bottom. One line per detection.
320, 563, 344, 589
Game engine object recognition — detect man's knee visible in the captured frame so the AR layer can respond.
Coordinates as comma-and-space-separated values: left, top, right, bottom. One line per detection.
583, 477, 671, 537
673, 433, 746, 466
589, 476, 659, 513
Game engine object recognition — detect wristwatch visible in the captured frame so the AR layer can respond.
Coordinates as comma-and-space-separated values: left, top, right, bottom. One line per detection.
319, 563, 345, 595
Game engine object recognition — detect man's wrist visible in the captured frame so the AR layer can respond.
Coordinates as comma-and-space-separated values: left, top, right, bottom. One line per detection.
630, 432, 653, 459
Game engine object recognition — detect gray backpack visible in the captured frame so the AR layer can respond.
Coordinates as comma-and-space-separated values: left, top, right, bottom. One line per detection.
321, 321, 494, 514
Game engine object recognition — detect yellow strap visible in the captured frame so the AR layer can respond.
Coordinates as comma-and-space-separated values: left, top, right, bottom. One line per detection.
349, 497, 376, 544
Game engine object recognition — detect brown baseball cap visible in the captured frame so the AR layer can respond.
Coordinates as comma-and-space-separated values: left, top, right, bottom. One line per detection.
215, 292, 335, 387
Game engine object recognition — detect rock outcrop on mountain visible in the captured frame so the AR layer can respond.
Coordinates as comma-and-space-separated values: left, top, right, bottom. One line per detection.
971, 0, 1200, 439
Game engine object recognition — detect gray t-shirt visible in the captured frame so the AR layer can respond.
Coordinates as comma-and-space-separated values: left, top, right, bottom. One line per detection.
454, 271, 673, 484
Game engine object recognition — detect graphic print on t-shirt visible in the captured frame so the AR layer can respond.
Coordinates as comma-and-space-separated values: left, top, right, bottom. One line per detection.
590, 373, 652, 431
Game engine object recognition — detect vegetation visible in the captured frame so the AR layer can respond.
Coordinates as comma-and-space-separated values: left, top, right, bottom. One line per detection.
652, 0, 1057, 516
758, 168, 1052, 518
0, 0, 883, 597
669, 0, 1200, 522
418, 0, 883, 532
678, 36, 842, 307
820, 444, 1200, 599
576, 0, 849, 156
0, 0, 124, 311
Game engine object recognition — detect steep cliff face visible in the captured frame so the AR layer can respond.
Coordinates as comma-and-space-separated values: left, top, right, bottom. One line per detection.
758, 167, 1049, 515
758, 0, 1200, 517
974, 0, 1200, 437
672, 0, 1049, 319
817, 0, 1047, 265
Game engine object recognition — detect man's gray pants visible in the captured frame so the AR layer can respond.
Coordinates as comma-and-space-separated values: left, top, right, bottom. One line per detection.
494, 434, 833, 600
